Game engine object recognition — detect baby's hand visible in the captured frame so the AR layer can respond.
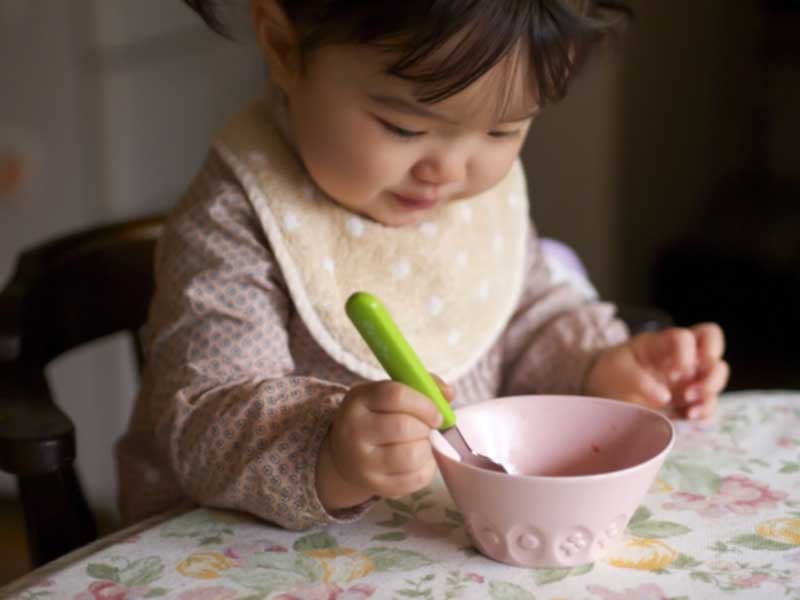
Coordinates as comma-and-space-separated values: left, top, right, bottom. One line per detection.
584, 323, 728, 420
317, 377, 452, 511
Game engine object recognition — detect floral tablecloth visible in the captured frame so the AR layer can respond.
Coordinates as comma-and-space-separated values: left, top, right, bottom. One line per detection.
3, 390, 800, 600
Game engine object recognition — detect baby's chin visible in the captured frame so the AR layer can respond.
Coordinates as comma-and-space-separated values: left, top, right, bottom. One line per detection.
323, 191, 442, 228
370, 208, 435, 228
376, 198, 451, 228
340, 203, 437, 228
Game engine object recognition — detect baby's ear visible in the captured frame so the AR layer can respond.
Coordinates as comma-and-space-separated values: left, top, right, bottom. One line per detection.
251, 0, 300, 90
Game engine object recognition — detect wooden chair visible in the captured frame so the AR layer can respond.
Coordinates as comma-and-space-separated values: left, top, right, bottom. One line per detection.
0, 214, 671, 568
0, 214, 164, 567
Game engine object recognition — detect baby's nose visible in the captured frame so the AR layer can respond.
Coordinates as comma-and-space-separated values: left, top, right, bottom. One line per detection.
412, 154, 465, 186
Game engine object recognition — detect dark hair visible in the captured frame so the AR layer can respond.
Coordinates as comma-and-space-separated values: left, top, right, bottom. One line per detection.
184, 0, 631, 105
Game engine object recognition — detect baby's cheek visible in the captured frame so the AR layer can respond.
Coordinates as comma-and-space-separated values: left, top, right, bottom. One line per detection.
357, 147, 404, 185
466, 154, 517, 198
329, 128, 391, 180
301, 142, 363, 196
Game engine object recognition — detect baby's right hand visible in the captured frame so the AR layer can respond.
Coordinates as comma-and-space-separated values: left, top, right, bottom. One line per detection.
318, 378, 452, 511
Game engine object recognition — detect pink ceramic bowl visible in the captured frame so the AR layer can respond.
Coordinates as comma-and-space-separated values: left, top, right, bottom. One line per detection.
431, 395, 674, 568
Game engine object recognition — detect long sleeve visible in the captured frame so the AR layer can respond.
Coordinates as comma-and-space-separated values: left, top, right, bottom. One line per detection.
121, 152, 372, 529
500, 223, 629, 396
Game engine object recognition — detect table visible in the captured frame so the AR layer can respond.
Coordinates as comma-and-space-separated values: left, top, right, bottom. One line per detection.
3, 390, 800, 599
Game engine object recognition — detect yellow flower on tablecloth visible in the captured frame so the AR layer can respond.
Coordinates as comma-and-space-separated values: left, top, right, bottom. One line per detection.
303, 547, 374, 583
649, 478, 673, 494
755, 518, 800, 545
177, 551, 237, 579
606, 537, 678, 570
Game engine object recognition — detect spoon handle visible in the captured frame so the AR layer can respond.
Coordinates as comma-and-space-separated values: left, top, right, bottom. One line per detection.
345, 291, 456, 430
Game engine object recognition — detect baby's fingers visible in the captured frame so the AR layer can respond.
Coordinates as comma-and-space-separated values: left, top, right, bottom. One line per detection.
367, 413, 438, 445
430, 373, 455, 404
683, 360, 729, 420
691, 322, 726, 370
632, 328, 697, 381
620, 366, 672, 409
363, 382, 442, 430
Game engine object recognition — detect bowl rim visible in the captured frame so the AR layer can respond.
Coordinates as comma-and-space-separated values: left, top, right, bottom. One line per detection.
430, 394, 676, 481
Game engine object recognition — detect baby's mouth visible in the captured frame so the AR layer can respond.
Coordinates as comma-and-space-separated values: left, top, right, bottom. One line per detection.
390, 192, 439, 210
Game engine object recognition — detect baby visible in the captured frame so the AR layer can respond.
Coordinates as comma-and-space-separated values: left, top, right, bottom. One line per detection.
116, 0, 728, 529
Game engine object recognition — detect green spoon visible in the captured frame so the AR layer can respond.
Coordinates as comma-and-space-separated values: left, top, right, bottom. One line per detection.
345, 291, 508, 473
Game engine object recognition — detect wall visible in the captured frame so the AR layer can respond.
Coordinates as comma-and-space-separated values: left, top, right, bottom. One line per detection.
522, 1, 765, 305
522, 51, 625, 300
616, 0, 764, 304
0, 0, 264, 524
0, 2, 95, 282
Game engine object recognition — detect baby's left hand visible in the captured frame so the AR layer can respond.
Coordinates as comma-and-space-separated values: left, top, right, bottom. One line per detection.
584, 323, 729, 420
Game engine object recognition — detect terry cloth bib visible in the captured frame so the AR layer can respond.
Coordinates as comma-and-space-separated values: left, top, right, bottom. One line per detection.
214, 98, 529, 381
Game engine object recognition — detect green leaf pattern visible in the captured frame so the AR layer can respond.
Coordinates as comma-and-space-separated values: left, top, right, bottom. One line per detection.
489, 580, 537, 599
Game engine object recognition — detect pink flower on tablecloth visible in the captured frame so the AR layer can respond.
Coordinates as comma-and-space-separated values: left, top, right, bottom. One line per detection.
223, 539, 288, 562
663, 474, 788, 518
705, 560, 737, 571
732, 573, 770, 588
465, 573, 484, 583
72, 580, 149, 600
587, 583, 668, 600
777, 436, 798, 449
177, 586, 238, 600
272, 582, 375, 600
119, 534, 141, 544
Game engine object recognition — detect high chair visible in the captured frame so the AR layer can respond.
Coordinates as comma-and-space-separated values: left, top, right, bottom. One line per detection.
0, 214, 163, 567
0, 214, 670, 567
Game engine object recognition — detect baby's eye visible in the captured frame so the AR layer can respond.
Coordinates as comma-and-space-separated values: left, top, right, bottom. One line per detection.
488, 129, 520, 139
376, 117, 426, 139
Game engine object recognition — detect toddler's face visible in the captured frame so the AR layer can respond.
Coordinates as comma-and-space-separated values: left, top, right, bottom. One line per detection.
281, 44, 539, 227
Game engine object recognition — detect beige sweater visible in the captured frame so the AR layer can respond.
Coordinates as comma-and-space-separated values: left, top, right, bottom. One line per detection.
116, 113, 628, 530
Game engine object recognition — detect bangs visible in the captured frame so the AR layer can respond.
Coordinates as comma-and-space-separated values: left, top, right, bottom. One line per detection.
366, 3, 530, 105
348, 1, 631, 105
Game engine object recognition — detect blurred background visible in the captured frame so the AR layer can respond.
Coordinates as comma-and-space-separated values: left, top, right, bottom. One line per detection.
0, 0, 797, 583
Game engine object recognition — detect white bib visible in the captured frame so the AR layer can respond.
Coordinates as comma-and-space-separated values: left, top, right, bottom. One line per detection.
214, 98, 529, 381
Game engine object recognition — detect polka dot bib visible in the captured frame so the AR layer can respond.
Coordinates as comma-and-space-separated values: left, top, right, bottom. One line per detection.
214, 99, 529, 381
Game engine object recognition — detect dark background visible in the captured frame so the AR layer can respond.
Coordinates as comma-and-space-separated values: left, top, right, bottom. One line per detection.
632, 0, 800, 391
524, 0, 800, 392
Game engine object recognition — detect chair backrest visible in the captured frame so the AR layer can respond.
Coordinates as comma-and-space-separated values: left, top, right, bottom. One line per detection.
0, 214, 163, 567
